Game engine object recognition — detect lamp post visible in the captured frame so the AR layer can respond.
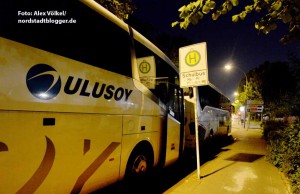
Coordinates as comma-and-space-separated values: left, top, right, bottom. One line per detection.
224, 63, 248, 128
224, 64, 248, 84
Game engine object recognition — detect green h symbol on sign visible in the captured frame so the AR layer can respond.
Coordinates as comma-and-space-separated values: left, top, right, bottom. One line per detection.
139, 61, 151, 74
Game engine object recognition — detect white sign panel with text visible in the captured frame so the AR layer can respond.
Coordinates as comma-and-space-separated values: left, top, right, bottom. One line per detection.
179, 42, 209, 88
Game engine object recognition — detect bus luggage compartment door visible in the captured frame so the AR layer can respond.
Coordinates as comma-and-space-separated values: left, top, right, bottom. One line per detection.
0, 111, 122, 194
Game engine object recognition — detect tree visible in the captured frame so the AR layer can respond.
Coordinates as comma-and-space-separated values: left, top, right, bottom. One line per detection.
288, 54, 300, 116
236, 61, 299, 118
172, 0, 300, 44
95, 0, 135, 20
235, 77, 262, 105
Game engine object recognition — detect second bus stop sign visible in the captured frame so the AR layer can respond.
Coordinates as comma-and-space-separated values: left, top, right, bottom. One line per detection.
179, 42, 209, 88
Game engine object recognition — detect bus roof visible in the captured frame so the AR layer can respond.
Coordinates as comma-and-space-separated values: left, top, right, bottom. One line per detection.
205, 82, 231, 102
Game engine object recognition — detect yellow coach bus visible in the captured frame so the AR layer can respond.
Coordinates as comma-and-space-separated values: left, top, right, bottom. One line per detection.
0, 0, 184, 193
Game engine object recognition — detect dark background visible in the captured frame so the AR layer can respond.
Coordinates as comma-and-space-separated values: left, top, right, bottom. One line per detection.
130, 0, 300, 101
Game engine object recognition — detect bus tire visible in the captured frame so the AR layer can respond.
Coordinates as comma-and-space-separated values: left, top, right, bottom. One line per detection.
209, 130, 214, 139
206, 130, 214, 145
125, 142, 154, 182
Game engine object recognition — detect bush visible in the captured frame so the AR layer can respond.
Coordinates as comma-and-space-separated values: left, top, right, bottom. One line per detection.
263, 121, 300, 193
262, 120, 288, 142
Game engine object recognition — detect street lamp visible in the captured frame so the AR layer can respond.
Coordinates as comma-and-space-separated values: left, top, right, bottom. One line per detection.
224, 63, 248, 128
224, 63, 248, 84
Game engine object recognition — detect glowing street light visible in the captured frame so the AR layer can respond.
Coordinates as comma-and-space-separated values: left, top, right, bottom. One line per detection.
239, 106, 245, 112
224, 63, 248, 84
224, 64, 232, 70
224, 63, 248, 128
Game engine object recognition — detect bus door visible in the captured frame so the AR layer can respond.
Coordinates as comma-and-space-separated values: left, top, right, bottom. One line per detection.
164, 84, 184, 166
132, 37, 185, 167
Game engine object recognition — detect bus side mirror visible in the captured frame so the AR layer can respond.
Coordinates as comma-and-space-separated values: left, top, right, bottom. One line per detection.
183, 87, 193, 98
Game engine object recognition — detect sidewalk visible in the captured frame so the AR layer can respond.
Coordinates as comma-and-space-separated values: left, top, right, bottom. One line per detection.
164, 125, 292, 194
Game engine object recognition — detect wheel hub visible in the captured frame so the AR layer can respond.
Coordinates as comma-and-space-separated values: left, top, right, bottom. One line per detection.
133, 155, 147, 174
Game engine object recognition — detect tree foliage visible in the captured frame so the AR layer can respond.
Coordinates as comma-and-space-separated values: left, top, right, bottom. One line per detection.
95, 0, 135, 20
172, 0, 300, 44
264, 121, 300, 193
235, 59, 300, 118
235, 77, 262, 107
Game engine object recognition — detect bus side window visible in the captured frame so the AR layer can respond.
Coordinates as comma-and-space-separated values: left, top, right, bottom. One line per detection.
134, 40, 182, 119
155, 83, 168, 104
173, 87, 184, 120
1, 0, 132, 77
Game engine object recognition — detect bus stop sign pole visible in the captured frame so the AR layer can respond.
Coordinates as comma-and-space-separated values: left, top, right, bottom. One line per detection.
179, 42, 209, 180
193, 86, 201, 179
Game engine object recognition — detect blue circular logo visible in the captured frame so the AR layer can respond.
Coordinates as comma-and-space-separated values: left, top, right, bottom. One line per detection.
26, 64, 61, 100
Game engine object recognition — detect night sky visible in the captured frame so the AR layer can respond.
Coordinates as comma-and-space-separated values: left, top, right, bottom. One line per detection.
131, 0, 300, 101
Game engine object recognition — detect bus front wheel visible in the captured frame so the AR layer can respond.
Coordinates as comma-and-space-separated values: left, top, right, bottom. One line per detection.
125, 144, 153, 181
